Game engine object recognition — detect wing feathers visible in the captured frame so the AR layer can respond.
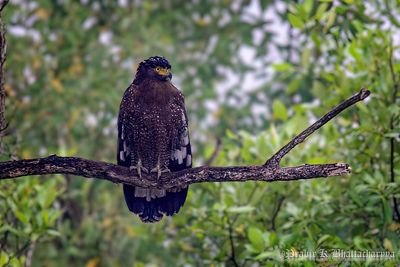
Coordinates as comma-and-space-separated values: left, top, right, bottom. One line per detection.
117, 109, 131, 166
169, 108, 192, 171
119, 86, 191, 223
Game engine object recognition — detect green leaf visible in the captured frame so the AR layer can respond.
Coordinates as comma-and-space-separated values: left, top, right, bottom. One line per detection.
48, 210, 62, 224
353, 236, 364, 250
10, 257, 23, 267
317, 234, 331, 246
303, 0, 314, 16
383, 238, 394, 252
248, 227, 265, 252
0, 225, 23, 237
255, 250, 280, 260
287, 78, 302, 94
315, 3, 328, 20
324, 7, 336, 33
349, 190, 363, 207
0, 251, 9, 266
269, 232, 278, 247
384, 132, 400, 138
348, 42, 362, 62
301, 47, 311, 68
272, 99, 288, 121
47, 229, 62, 237
226, 129, 238, 140
14, 210, 29, 224
272, 63, 293, 72
227, 206, 255, 213
269, 124, 280, 146
288, 14, 304, 29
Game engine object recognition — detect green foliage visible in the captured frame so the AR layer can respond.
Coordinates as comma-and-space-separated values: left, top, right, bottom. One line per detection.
0, 178, 63, 266
1, 0, 399, 266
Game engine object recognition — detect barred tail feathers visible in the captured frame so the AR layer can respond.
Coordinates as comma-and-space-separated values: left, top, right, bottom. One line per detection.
123, 184, 188, 223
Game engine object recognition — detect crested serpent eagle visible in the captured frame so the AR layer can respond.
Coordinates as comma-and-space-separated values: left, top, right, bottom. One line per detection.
117, 56, 192, 223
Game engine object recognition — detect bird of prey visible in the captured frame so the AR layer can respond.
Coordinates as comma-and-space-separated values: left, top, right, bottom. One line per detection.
117, 56, 191, 223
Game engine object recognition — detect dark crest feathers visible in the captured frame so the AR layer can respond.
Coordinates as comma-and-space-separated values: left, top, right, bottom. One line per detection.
134, 56, 172, 85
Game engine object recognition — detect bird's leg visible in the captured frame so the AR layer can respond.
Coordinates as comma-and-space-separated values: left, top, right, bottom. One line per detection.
129, 159, 149, 178
150, 157, 170, 180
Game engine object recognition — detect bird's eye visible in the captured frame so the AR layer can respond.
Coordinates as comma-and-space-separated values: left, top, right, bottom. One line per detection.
155, 67, 161, 71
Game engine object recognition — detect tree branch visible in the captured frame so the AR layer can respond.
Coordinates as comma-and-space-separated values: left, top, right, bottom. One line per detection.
0, 1, 8, 142
265, 88, 370, 167
0, 2, 372, 189
0, 88, 370, 188
0, 155, 350, 188
0, 0, 9, 13
388, 42, 400, 222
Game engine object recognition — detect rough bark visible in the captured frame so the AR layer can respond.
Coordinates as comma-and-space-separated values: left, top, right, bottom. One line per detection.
0, 155, 350, 188
0, 0, 9, 142
0, 89, 370, 189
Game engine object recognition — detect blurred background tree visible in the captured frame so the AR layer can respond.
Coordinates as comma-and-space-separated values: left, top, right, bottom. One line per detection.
0, 0, 399, 266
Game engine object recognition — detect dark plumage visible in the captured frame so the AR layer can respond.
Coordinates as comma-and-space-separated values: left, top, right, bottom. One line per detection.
117, 56, 191, 223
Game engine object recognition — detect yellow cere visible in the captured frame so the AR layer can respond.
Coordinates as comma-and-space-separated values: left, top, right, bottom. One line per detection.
155, 66, 169, 76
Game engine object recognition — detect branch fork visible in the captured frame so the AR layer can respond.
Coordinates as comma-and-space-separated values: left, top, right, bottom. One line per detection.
0, 89, 370, 188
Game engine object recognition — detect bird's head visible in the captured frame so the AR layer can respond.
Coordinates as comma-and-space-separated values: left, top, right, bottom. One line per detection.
134, 56, 172, 83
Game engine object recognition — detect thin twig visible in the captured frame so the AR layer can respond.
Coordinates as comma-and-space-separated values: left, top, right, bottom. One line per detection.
270, 195, 285, 231
389, 138, 399, 222
0, 1, 8, 143
25, 239, 36, 267
4, 240, 31, 267
265, 88, 370, 167
0, 228, 9, 253
0, 0, 9, 12
226, 213, 240, 267
388, 42, 400, 222
204, 137, 222, 166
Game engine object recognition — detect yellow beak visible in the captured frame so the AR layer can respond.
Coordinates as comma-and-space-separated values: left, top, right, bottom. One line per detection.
156, 68, 169, 76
